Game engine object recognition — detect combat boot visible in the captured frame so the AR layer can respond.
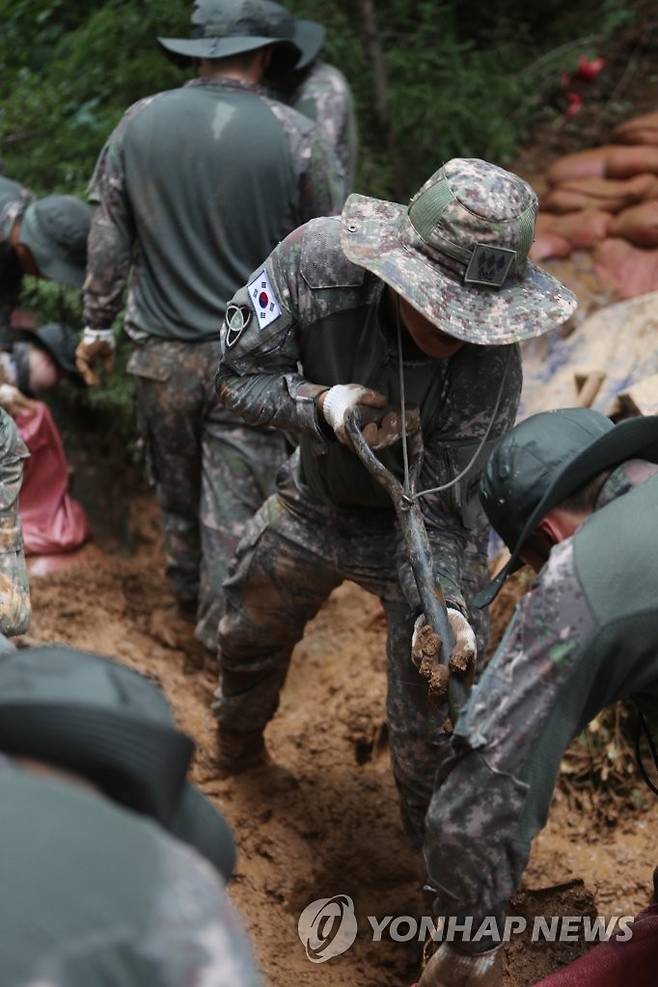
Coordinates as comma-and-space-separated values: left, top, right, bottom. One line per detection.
216, 725, 268, 776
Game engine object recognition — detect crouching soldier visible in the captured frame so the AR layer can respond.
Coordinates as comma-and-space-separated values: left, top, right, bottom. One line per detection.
419, 409, 658, 986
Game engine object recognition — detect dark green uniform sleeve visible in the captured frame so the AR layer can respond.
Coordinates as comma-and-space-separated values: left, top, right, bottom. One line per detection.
83, 110, 138, 331
216, 226, 329, 443
267, 101, 343, 220
424, 537, 625, 920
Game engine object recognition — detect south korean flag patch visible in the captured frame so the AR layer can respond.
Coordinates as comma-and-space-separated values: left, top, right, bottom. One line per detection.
248, 269, 282, 329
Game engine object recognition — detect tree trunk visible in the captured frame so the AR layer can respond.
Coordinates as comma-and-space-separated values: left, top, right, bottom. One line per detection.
358, 0, 391, 137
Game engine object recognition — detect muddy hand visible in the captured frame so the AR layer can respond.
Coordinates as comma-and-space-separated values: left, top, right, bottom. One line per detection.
360, 404, 421, 450
415, 943, 503, 987
411, 609, 476, 706
320, 383, 387, 446
75, 328, 116, 387
0, 384, 37, 417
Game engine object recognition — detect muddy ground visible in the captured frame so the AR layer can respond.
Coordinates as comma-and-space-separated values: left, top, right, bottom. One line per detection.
20, 490, 658, 987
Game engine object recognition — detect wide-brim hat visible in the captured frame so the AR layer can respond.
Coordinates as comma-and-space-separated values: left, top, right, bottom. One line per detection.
292, 18, 325, 70
475, 411, 658, 606
341, 158, 577, 346
19, 196, 91, 290
0, 646, 235, 882
158, 0, 301, 73
13, 323, 78, 377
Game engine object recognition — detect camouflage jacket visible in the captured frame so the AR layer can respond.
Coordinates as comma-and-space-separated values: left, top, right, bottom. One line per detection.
424, 460, 658, 923
0, 760, 263, 987
84, 77, 343, 343
0, 176, 33, 352
0, 409, 30, 636
217, 216, 521, 612
286, 61, 358, 202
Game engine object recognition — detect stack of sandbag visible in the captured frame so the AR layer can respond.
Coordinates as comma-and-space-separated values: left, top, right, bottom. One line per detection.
531, 111, 658, 297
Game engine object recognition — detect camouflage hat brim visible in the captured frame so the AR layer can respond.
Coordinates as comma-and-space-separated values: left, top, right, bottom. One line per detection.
19, 203, 86, 290
292, 18, 326, 70
341, 194, 578, 345
157, 34, 300, 70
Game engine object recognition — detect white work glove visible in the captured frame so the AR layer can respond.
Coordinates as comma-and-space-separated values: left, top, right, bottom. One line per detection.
0, 383, 37, 417
414, 942, 503, 987
75, 327, 116, 387
321, 383, 419, 450
411, 609, 477, 706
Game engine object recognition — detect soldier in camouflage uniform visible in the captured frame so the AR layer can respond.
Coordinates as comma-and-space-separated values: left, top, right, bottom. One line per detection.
278, 10, 358, 200
0, 407, 30, 640
418, 410, 658, 987
215, 158, 577, 846
0, 174, 90, 414
0, 644, 262, 986
78, 0, 342, 651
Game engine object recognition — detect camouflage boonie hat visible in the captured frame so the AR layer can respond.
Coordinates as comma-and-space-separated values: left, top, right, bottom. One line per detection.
158, 0, 301, 72
341, 158, 577, 345
19, 195, 91, 289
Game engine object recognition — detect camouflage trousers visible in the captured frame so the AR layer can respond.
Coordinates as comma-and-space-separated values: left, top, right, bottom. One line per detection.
128, 338, 288, 651
216, 471, 489, 847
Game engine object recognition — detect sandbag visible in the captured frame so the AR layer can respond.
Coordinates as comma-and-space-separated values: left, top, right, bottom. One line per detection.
548, 145, 658, 186
611, 200, 658, 247
534, 905, 658, 987
553, 172, 656, 202
547, 148, 609, 185
543, 174, 658, 214
535, 210, 612, 249
606, 144, 658, 178
529, 230, 572, 261
612, 110, 658, 141
15, 402, 89, 556
593, 238, 658, 298
613, 127, 658, 147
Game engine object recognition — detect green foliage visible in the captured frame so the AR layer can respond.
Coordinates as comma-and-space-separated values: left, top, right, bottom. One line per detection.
0, 0, 640, 199
0, 0, 640, 448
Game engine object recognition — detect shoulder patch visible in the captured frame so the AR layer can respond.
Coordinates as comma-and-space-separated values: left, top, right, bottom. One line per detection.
300, 218, 365, 290
248, 269, 282, 329
224, 303, 252, 349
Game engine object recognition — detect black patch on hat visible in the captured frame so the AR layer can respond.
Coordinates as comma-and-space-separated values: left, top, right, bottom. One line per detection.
464, 243, 516, 288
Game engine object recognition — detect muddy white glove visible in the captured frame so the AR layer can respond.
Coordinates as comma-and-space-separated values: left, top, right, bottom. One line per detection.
411, 609, 477, 705
416, 943, 503, 987
321, 384, 418, 450
75, 327, 116, 387
0, 383, 36, 417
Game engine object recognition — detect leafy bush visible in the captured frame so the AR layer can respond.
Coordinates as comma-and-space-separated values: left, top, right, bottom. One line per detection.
0, 0, 640, 447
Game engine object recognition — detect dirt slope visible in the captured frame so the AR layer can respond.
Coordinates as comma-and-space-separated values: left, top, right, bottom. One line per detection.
20, 498, 658, 986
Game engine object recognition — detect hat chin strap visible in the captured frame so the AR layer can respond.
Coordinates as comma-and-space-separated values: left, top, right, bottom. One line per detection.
395, 296, 512, 502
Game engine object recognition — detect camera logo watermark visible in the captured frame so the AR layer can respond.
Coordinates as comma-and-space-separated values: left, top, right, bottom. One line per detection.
297, 894, 635, 963
297, 894, 358, 963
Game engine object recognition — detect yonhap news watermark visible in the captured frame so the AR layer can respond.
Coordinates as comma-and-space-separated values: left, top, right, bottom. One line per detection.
297, 894, 635, 964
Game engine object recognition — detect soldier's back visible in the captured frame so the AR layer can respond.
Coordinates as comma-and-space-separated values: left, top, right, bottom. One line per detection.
112, 81, 315, 340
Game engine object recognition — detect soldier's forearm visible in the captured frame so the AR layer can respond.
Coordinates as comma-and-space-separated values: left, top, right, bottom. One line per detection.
423, 749, 529, 922
216, 364, 328, 441
82, 209, 132, 331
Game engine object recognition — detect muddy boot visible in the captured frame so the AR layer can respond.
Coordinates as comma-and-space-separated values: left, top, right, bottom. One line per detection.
216, 726, 268, 776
